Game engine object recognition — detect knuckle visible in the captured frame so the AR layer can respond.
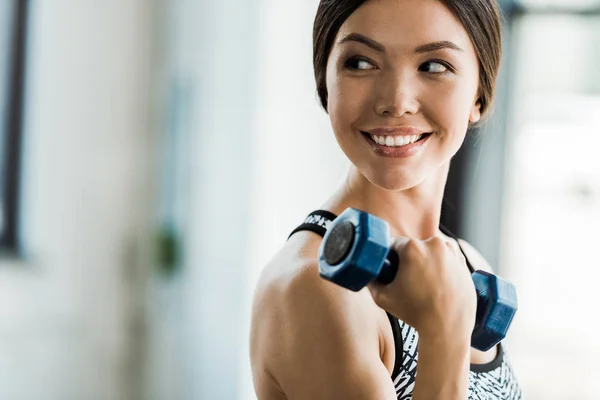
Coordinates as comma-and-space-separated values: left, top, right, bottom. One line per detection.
403, 238, 420, 257
404, 238, 417, 250
369, 288, 386, 307
452, 242, 463, 255
429, 236, 446, 251
447, 240, 458, 251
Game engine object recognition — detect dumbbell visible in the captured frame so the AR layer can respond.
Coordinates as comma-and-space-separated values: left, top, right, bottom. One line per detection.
318, 207, 518, 352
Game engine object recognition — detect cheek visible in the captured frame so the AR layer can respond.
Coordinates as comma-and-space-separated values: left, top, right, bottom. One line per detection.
423, 81, 475, 133
327, 76, 370, 132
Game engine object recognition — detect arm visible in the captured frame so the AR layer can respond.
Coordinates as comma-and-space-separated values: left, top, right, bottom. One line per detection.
251, 261, 397, 400
412, 330, 471, 399
408, 240, 482, 398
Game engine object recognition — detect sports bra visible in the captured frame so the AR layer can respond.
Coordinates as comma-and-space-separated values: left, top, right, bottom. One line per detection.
288, 210, 523, 399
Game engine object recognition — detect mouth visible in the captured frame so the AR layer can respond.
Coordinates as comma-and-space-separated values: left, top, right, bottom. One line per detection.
360, 131, 433, 158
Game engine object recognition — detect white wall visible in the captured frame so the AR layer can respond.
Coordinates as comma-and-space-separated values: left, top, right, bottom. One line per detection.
0, 1, 159, 399
150, 0, 348, 399
145, 0, 263, 398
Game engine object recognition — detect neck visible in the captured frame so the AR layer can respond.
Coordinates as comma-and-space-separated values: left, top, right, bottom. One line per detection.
322, 163, 450, 240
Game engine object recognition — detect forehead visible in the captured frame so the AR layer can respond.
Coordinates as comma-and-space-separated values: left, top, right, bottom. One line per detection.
335, 0, 475, 55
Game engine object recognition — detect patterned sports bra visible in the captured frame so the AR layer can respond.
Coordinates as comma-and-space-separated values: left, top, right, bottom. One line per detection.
288, 210, 523, 400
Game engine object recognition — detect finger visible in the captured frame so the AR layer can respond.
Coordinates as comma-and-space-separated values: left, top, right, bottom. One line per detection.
445, 239, 467, 263
389, 236, 410, 252
437, 233, 460, 254
366, 281, 386, 308
445, 238, 460, 253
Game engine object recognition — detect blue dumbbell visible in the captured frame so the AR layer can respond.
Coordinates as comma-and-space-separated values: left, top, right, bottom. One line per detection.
318, 208, 518, 352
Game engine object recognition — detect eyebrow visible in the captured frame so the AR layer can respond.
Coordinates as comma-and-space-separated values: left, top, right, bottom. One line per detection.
414, 41, 463, 53
338, 33, 463, 54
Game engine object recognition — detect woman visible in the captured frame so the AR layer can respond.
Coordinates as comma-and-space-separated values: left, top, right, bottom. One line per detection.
250, 0, 522, 398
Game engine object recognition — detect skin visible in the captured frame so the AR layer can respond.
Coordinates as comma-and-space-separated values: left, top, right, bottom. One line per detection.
251, 1, 499, 398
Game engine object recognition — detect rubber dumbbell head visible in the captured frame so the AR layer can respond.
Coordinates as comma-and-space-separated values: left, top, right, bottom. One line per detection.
318, 208, 392, 292
471, 270, 518, 352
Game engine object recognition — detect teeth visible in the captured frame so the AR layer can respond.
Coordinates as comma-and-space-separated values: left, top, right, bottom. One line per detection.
371, 134, 423, 147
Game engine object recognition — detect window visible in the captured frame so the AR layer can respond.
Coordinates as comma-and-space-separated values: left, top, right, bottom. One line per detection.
502, 2, 600, 398
0, 0, 27, 252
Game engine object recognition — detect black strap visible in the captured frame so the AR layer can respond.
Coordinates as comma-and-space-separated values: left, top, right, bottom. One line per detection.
287, 210, 338, 240
439, 223, 476, 273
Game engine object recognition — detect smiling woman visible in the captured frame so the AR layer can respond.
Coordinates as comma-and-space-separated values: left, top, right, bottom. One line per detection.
250, 1, 522, 399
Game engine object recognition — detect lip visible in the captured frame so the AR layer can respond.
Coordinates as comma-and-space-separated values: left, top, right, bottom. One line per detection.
361, 131, 432, 158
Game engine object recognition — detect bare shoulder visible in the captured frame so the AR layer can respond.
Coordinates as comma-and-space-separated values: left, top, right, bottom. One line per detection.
457, 238, 495, 274
250, 233, 396, 399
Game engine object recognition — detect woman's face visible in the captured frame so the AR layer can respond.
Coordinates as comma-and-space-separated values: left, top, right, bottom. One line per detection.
325, 0, 482, 191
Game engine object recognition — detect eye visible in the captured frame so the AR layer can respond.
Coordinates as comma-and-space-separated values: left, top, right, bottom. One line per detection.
419, 60, 453, 74
344, 56, 376, 71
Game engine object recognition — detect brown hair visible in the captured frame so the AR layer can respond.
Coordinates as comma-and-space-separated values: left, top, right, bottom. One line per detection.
313, 0, 502, 123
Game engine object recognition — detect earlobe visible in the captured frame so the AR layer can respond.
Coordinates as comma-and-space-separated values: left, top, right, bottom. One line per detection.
469, 99, 482, 124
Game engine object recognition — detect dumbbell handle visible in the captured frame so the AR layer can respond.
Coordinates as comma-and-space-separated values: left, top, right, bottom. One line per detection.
376, 248, 400, 285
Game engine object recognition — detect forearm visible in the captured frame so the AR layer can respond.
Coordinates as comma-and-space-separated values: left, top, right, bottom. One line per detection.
412, 332, 471, 400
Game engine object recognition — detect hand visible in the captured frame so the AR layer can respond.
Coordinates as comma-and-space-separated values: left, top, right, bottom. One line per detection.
367, 235, 477, 339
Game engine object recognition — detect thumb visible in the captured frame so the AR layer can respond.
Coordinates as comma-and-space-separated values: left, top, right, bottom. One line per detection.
367, 279, 388, 309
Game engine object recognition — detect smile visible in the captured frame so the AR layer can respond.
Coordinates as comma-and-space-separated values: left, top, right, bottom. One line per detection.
360, 131, 433, 158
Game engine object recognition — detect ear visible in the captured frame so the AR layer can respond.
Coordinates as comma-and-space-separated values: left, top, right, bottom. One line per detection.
469, 97, 482, 124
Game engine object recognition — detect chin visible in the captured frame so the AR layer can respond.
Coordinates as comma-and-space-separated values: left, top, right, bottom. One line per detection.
364, 168, 426, 192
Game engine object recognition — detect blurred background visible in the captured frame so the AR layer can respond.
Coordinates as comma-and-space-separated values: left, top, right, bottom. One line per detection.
0, 0, 598, 399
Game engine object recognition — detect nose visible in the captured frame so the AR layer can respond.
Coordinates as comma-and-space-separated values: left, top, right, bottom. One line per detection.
373, 70, 420, 117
